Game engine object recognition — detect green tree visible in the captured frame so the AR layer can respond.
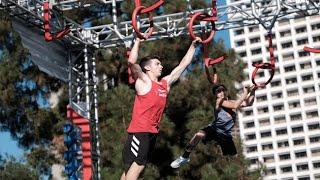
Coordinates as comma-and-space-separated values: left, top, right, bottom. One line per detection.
0, 156, 39, 180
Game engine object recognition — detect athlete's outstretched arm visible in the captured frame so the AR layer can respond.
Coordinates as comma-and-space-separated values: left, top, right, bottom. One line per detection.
218, 86, 250, 110
164, 37, 202, 86
128, 39, 149, 82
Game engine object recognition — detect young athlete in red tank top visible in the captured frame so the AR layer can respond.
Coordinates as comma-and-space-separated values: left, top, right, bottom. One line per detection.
121, 37, 202, 180
128, 79, 168, 133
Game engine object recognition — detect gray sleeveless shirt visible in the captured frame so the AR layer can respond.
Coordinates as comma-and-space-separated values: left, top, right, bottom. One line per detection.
211, 107, 237, 138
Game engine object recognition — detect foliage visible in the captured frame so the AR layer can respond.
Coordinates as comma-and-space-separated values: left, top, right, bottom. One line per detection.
0, 156, 39, 180
0, 10, 68, 177
26, 146, 56, 176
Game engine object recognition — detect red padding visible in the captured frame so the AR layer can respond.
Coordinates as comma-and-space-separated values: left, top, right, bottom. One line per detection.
43, 2, 70, 41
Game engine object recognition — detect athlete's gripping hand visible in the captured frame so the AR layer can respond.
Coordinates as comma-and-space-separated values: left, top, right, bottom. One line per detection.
192, 37, 202, 46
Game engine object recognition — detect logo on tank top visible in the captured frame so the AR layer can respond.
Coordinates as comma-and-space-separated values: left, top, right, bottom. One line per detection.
157, 89, 167, 97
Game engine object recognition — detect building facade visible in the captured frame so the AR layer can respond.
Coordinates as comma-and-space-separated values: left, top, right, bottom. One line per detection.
227, 0, 320, 179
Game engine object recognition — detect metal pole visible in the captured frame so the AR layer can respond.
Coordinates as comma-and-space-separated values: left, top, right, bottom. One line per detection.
84, 45, 90, 119
92, 56, 101, 180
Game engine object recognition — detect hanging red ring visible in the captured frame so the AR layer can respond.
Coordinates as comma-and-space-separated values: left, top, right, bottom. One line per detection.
188, 12, 216, 44
250, 33, 276, 87
251, 65, 275, 88
132, 6, 154, 39
204, 56, 225, 67
304, 46, 320, 53
134, 0, 165, 14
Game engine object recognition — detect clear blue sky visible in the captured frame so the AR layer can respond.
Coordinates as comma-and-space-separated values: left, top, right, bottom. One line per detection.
0, 131, 24, 159
215, 0, 231, 48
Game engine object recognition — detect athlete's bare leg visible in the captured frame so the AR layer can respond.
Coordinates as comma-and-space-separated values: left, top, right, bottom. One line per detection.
120, 162, 145, 180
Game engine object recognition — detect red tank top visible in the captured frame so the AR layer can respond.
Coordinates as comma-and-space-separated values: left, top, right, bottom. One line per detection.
127, 79, 168, 133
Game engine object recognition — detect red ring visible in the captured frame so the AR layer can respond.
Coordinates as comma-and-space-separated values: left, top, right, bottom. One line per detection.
139, 0, 165, 14
304, 46, 320, 53
204, 56, 225, 67
132, 6, 154, 39
188, 12, 216, 44
251, 65, 275, 87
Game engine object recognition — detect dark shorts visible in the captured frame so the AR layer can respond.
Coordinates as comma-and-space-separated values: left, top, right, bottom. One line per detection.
201, 125, 237, 156
122, 132, 157, 170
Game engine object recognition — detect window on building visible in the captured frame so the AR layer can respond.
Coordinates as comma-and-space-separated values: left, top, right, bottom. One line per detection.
263, 155, 275, 163
245, 133, 256, 140
274, 116, 286, 124
265, 168, 276, 175
297, 38, 309, 45
271, 80, 281, 87
312, 148, 320, 157
279, 153, 291, 160
249, 158, 258, 165
290, 113, 302, 121
302, 74, 313, 81
293, 138, 305, 146
262, 143, 273, 150
313, 161, 320, 169
310, 135, 320, 143
236, 40, 245, 47
259, 119, 270, 126
284, 65, 296, 72
239, 51, 247, 57
298, 51, 310, 57
300, 62, 312, 69
250, 37, 260, 44
249, 26, 259, 32
282, 53, 294, 61
246, 146, 258, 153
286, 77, 297, 84
282, 164, 295, 173
244, 121, 255, 128
306, 110, 318, 118
308, 123, 320, 131
304, 98, 317, 106
317, 59, 320, 66
311, 23, 320, 30
295, 26, 307, 34
256, 95, 267, 102
313, 35, 320, 42
258, 106, 269, 114
273, 104, 284, 112
271, 91, 283, 99
276, 128, 288, 135
278, 141, 289, 148
235, 28, 244, 35
280, 30, 291, 37
296, 164, 309, 171
282, 42, 293, 49
298, 176, 310, 180
303, 86, 315, 93
251, 48, 262, 55
289, 101, 300, 109
244, 109, 253, 116
261, 131, 272, 138
287, 89, 299, 97
292, 126, 304, 133
295, 151, 307, 158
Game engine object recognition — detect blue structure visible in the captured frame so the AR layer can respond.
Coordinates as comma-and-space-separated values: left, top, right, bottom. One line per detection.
63, 122, 82, 179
